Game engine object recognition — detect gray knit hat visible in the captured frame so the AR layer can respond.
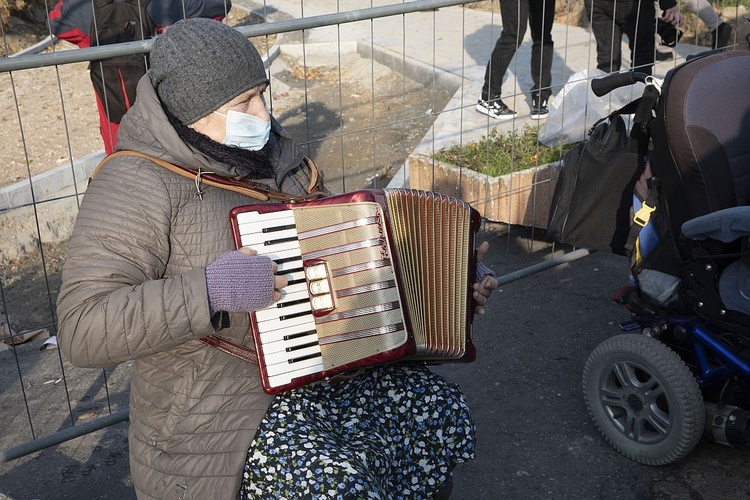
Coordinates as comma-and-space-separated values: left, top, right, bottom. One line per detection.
149, 18, 269, 124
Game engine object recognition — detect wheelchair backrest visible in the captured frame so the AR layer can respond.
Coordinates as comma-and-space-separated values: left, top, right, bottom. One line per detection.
649, 51, 750, 239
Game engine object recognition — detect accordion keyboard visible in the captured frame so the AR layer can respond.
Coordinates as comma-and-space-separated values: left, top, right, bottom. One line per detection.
235, 209, 325, 388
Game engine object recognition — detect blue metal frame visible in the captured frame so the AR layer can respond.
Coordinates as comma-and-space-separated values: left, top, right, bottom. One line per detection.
622, 314, 750, 388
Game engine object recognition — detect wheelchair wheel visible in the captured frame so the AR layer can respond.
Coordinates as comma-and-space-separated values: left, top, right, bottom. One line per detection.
582, 334, 705, 465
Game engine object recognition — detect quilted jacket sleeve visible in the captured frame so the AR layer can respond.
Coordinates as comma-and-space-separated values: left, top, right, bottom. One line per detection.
56, 160, 216, 369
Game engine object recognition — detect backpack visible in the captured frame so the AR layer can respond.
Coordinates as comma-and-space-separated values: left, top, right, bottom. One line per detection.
89, 0, 154, 124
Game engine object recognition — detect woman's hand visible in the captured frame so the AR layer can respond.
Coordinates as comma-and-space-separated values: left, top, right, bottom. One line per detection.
205, 248, 287, 314
237, 247, 288, 303
473, 241, 498, 316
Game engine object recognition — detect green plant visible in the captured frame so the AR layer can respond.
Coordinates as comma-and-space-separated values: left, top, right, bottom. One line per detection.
433, 124, 577, 177
714, 0, 750, 10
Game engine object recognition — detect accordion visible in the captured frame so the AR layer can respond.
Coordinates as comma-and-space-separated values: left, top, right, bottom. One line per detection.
230, 189, 481, 394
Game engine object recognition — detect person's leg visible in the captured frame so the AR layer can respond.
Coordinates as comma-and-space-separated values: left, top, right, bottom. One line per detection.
529, 0, 555, 104
587, 0, 622, 73
93, 89, 117, 155
683, 0, 721, 32
620, 0, 655, 75
681, 0, 735, 49
481, 0, 528, 100
653, 0, 675, 60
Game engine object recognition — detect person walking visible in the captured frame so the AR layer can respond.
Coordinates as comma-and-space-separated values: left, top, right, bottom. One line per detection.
586, 0, 682, 76
476, 0, 556, 120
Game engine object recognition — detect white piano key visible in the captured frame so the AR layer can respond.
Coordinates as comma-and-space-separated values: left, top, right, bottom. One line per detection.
242, 227, 299, 244
263, 344, 322, 366
280, 270, 307, 283
257, 322, 316, 344
240, 245, 302, 262
265, 351, 324, 377
235, 210, 295, 227
277, 259, 303, 273
257, 311, 315, 333
267, 361, 325, 389
277, 281, 308, 296
265, 239, 304, 254
274, 289, 310, 307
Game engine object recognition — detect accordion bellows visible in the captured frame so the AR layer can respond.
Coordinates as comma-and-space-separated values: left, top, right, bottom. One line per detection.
230, 189, 480, 394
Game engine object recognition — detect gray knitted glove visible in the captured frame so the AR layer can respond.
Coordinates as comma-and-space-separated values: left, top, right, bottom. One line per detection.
205, 251, 275, 314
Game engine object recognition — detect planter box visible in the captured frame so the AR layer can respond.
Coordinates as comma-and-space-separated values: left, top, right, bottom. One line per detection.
408, 154, 562, 229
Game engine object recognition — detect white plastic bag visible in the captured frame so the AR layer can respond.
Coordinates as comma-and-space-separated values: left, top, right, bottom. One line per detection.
538, 68, 645, 146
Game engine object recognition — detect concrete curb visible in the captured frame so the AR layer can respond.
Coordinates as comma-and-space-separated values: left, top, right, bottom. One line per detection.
0, 150, 105, 212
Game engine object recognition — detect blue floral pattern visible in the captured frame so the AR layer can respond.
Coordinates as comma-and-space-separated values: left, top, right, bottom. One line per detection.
239, 363, 475, 499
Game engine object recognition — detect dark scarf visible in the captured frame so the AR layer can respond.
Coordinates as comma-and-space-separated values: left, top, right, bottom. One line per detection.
165, 107, 275, 180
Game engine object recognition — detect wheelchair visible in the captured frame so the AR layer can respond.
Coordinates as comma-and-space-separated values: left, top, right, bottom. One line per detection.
581, 50, 750, 465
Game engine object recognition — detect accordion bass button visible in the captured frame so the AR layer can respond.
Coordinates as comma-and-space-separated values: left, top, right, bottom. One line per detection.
311, 294, 333, 311
309, 279, 330, 295
305, 264, 328, 281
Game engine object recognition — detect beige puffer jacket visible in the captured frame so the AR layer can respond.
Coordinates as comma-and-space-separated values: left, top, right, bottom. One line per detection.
56, 76, 320, 500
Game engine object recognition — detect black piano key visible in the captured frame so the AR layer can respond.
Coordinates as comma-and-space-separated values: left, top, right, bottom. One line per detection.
262, 224, 296, 233
264, 236, 299, 246
286, 341, 320, 352
283, 329, 317, 341
287, 278, 306, 285
288, 352, 323, 364
279, 310, 313, 321
275, 256, 302, 265
276, 297, 310, 308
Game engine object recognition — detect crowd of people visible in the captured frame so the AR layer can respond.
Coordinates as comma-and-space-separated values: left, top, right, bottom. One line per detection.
476, 0, 734, 121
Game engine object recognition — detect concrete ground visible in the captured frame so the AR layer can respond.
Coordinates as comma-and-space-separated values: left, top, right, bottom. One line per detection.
2, 225, 749, 499
1, 2, 748, 499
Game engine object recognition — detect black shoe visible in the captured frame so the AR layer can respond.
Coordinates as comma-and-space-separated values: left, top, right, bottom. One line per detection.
530, 95, 548, 119
476, 97, 517, 120
712, 22, 732, 49
655, 49, 674, 61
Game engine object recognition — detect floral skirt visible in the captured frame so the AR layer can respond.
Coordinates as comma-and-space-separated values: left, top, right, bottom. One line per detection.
239, 363, 475, 499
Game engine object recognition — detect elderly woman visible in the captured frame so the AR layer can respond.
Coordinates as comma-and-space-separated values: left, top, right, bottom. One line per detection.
56, 18, 497, 500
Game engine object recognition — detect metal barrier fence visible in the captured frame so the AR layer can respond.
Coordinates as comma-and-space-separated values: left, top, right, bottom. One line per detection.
0, 0, 744, 485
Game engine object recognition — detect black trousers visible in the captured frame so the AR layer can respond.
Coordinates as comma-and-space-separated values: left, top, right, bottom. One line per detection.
481, 0, 555, 102
586, 0, 656, 75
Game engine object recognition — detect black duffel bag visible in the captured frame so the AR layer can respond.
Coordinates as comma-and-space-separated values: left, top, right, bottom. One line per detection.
546, 93, 655, 255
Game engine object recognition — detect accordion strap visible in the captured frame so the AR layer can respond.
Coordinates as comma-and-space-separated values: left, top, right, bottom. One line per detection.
90, 150, 326, 202
197, 335, 258, 364
89, 150, 328, 365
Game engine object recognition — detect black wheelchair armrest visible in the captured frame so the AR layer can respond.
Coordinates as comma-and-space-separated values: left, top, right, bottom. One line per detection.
681, 206, 750, 243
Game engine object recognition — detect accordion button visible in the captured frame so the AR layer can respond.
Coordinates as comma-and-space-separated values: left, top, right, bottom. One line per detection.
309, 279, 330, 295
311, 294, 333, 311
305, 263, 328, 281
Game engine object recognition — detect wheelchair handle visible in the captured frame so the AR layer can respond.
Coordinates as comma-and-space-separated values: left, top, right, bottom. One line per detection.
591, 72, 650, 97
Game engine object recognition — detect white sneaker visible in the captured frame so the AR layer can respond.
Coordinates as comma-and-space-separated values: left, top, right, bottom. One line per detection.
530, 96, 549, 120
476, 98, 517, 120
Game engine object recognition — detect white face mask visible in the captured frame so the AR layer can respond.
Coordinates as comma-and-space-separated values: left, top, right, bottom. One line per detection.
215, 109, 271, 151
